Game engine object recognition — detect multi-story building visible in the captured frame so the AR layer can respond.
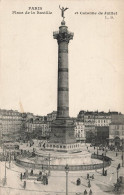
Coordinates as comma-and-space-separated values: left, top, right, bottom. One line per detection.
95, 126, 109, 145
47, 111, 57, 122
111, 113, 124, 123
77, 111, 96, 142
84, 112, 95, 126
77, 110, 123, 143
46, 111, 57, 134
109, 122, 124, 147
77, 110, 86, 122
85, 125, 96, 143
77, 110, 122, 127
25, 115, 50, 139
74, 120, 85, 142
32, 120, 50, 137
0, 109, 48, 141
94, 112, 111, 126
0, 109, 24, 140
109, 115, 124, 147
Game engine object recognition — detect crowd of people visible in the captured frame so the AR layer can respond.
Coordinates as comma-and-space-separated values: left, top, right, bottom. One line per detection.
20, 168, 49, 187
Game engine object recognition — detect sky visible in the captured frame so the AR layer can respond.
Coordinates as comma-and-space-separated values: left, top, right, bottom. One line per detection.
0, 0, 124, 117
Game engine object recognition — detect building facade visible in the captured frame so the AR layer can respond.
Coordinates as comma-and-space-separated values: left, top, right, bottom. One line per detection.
95, 126, 109, 145
77, 110, 124, 143
0, 109, 24, 140
47, 111, 57, 122
25, 115, 49, 138
109, 123, 124, 147
74, 120, 85, 142
77, 110, 122, 127
94, 112, 111, 126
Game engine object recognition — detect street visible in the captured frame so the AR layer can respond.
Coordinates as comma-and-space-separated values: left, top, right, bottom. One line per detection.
0, 144, 124, 195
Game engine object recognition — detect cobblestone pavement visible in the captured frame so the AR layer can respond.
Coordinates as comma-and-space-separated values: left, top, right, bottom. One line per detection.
0, 144, 124, 195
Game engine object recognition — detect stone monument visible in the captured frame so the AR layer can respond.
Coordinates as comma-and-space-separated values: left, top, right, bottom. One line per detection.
46, 7, 80, 152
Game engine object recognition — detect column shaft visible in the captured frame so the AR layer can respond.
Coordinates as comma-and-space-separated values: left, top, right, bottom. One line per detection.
57, 41, 69, 118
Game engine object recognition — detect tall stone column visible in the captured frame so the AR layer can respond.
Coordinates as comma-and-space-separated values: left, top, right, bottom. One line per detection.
53, 21, 74, 118
49, 20, 76, 145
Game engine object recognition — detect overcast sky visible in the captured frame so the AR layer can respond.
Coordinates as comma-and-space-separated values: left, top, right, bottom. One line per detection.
0, 0, 124, 117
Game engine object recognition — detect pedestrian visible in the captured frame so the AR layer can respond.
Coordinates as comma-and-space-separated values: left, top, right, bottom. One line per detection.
24, 172, 26, 179
87, 146, 88, 150
77, 178, 81, 185
39, 171, 42, 176
87, 173, 89, 179
94, 147, 95, 150
89, 189, 92, 195
92, 174, 94, 179
46, 177, 48, 185
30, 169, 33, 176
23, 181, 26, 189
116, 152, 118, 157
26, 170, 28, 178
43, 175, 46, 185
88, 180, 91, 188
84, 189, 87, 195
104, 170, 107, 176
20, 173, 22, 180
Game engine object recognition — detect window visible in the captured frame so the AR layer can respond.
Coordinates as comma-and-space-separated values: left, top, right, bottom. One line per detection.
115, 131, 119, 135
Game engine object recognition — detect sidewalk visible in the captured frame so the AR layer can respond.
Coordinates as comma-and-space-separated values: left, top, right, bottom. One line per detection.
0, 144, 124, 195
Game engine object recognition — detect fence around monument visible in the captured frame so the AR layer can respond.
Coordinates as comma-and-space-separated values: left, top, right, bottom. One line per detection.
16, 153, 111, 171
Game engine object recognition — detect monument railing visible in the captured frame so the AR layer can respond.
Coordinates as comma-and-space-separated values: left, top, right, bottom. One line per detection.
16, 153, 111, 171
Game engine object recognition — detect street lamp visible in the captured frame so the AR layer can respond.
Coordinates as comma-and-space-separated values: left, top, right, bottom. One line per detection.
117, 166, 119, 182
122, 138, 124, 167
65, 164, 69, 195
95, 139, 99, 158
9, 148, 11, 169
3, 156, 7, 186
102, 153, 105, 176
48, 153, 51, 176
97, 145, 98, 157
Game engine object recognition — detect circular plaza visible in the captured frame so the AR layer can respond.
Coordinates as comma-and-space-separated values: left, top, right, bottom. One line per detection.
16, 145, 111, 171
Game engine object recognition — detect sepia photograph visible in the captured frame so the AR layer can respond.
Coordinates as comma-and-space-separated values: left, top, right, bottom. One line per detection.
0, 0, 124, 195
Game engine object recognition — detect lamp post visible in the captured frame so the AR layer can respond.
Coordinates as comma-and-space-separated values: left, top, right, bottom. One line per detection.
9, 149, 11, 169
97, 145, 98, 157
102, 153, 105, 176
3, 156, 7, 186
122, 138, 124, 167
65, 164, 69, 195
2, 143, 4, 154
117, 166, 119, 182
5, 157, 7, 179
48, 153, 51, 176
95, 139, 98, 158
